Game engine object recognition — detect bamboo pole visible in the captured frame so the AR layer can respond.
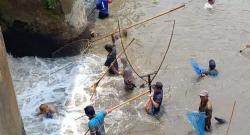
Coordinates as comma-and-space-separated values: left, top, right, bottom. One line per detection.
91, 4, 185, 43
84, 89, 150, 135
110, 90, 150, 110
84, 129, 90, 135
91, 38, 135, 93
226, 101, 236, 135
239, 47, 247, 53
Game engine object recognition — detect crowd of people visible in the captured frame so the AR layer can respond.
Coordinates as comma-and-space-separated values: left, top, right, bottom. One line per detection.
35, 0, 250, 134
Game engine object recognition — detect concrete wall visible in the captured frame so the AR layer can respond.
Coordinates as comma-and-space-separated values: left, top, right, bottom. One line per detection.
0, 27, 25, 135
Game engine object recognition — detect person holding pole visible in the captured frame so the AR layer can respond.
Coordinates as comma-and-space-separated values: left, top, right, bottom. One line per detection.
85, 106, 112, 135
146, 82, 163, 115
199, 90, 213, 132
104, 34, 121, 75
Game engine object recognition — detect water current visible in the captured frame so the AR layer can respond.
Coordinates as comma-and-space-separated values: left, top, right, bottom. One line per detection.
7, 0, 250, 134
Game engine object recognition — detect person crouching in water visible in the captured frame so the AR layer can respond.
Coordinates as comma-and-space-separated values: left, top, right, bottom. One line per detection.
36, 104, 56, 118
120, 56, 136, 90
202, 59, 218, 77
96, 0, 109, 19
199, 90, 213, 132
146, 82, 163, 115
85, 105, 112, 135
104, 34, 120, 75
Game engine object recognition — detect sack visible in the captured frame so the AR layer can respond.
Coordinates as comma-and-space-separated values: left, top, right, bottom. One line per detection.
146, 100, 151, 113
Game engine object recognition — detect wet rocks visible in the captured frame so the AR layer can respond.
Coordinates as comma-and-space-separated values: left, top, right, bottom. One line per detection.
0, 0, 93, 57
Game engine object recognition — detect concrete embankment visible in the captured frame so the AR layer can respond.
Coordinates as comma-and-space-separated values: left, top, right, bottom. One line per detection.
0, 27, 25, 134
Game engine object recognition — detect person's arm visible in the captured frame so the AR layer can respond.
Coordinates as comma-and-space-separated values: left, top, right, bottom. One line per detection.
111, 34, 115, 45
246, 44, 250, 48
206, 103, 212, 119
150, 96, 159, 109
111, 65, 120, 75
36, 111, 43, 116
49, 106, 57, 113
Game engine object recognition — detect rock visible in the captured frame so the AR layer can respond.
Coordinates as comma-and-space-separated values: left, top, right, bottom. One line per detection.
0, 0, 94, 57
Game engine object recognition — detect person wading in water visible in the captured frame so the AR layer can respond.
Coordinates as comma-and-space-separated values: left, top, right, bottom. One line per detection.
199, 90, 213, 132
120, 56, 136, 90
104, 34, 120, 75
96, 0, 109, 19
146, 82, 163, 115
85, 106, 112, 135
202, 59, 218, 77
36, 104, 56, 118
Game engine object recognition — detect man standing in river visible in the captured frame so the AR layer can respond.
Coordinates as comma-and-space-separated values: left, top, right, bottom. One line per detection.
120, 56, 136, 90
146, 82, 163, 115
96, 0, 109, 19
199, 90, 213, 132
104, 34, 120, 75
85, 106, 112, 135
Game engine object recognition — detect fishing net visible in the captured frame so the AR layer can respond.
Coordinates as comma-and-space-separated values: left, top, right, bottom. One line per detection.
186, 111, 205, 135
190, 58, 207, 76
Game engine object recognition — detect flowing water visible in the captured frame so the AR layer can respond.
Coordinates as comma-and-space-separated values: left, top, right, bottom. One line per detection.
8, 0, 250, 134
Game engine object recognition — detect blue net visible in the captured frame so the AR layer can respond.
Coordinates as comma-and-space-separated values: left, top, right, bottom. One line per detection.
190, 58, 207, 76
186, 112, 205, 135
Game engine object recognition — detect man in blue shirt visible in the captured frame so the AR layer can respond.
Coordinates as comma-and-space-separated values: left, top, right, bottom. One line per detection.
84, 106, 112, 135
96, 0, 109, 19
146, 82, 163, 115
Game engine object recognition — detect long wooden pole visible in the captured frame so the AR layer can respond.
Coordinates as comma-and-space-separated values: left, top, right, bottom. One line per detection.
91, 4, 185, 42
110, 90, 150, 110
84, 89, 150, 134
91, 38, 135, 93
84, 129, 90, 135
226, 101, 236, 135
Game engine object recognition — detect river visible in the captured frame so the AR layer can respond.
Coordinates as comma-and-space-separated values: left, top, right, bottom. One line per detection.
8, 0, 250, 134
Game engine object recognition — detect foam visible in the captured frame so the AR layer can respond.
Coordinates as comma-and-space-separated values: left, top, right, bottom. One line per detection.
8, 54, 107, 135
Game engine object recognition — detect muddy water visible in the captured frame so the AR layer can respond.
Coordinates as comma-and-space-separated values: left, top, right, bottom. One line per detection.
9, 0, 250, 135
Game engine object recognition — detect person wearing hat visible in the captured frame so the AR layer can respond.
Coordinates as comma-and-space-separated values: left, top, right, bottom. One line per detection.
36, 104, 56, 118
104, 34, 120, 75
199, 90, 213, 132
146, 82, 163, 115
202, 59, 218, 77
120, 56, 136, 90
85, 105, 112, 135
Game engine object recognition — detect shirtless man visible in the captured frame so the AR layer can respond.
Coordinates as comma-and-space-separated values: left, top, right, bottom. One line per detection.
120, 56, 136, 90
36, 104, 56, 118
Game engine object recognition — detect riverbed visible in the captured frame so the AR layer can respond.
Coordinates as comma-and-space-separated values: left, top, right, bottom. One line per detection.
9, 0, 250, 134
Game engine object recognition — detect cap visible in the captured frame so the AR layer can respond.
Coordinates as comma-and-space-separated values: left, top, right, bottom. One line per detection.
199, 90, 208, 96
152, 82, 163, 89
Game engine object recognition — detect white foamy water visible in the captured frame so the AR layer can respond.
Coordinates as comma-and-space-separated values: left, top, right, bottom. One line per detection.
204, 2, 213, 9
7, 54, 120, 135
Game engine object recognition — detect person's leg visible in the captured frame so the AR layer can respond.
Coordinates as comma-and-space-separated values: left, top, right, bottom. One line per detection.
205, 117, 211, 131
99, 12, 109, 19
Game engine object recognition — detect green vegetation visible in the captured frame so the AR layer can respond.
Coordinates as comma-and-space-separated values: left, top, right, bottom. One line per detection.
45, 0, 59, 10
43, 0, 61, 22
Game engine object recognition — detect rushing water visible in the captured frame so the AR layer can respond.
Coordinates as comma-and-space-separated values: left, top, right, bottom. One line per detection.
8, 0, 250, 134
